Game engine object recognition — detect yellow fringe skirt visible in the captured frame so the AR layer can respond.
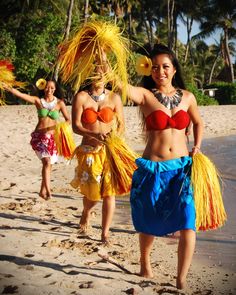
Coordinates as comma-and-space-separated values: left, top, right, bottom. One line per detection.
191, 153, 227, 231
70, 134, 139, 201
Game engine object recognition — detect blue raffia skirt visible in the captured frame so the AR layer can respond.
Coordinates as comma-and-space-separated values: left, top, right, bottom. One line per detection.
130, 156, 196, 236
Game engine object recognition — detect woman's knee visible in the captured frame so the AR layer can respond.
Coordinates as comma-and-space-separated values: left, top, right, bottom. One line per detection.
42, 157, 51, 167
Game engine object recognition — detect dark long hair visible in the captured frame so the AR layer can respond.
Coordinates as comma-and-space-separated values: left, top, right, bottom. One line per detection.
142, 44, 186, 90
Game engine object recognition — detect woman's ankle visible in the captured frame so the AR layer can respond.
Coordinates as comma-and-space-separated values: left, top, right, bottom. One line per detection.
140, 260, 153, 278
176, 276, 186, 289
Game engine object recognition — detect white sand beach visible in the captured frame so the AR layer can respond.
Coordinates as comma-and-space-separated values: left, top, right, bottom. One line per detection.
0, 105, 236, 295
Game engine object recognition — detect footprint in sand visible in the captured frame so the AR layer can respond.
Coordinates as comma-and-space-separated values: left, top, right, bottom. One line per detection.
79, 281, 94, 289
24, 254, 34, 258
1, 285, 18, 294
0, 180, 11, 190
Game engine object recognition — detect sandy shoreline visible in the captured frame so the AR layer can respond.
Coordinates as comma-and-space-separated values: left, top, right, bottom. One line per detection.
0, 105, 236, 294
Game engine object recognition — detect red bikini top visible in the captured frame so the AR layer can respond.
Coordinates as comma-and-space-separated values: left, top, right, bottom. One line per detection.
82, 107, 114, 124
145, 110, 190, 130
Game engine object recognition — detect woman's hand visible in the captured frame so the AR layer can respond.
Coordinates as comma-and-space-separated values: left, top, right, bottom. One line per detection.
190, 146, 201, 157
1, 82, 12, 92
94, 132, 109, 142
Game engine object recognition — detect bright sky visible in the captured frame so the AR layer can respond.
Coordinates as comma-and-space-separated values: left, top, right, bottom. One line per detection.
177, 19, 221, 45
178, 19, 236, 62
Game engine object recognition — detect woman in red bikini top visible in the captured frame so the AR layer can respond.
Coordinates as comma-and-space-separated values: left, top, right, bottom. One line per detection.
126, 45, 203, 162
110, 43, 203, 289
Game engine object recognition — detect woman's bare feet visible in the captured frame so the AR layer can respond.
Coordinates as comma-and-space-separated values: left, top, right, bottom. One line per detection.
78, 210, 91, 234
176, 277, 186, 289
139, 266, 154, 279
101, 234, 112, 246
78, 223, 90, 235
39, 192, 51, 200
39, 186, 51, 200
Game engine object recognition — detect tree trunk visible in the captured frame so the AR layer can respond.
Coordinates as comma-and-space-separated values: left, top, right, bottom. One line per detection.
64, 0, 74, 40
184, 17, 193, 63
53, 0, 75, 81
208, 55, 219, 84
224, 28, 234, 82
167, 0, 175, 50
126, 3, 132, 39
148, 19, 154, 46
84, 0, 89, 23
143, 17, 151, 45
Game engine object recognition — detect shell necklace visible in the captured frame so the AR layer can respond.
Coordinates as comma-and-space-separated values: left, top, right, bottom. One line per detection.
89, 89, 106, 102
151, 88, 183, 110
41, 97, 57, 110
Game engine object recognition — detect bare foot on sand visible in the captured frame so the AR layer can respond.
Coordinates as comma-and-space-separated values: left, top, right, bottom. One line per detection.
78, 223, 90, 235
39, 192, 51, 200
139, 269, 154, 279
139, 265, 154, 279
101, 236, 112, 247
176, 277, 186, 290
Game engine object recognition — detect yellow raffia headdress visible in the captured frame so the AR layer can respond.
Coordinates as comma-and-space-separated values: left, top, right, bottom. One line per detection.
57, 21, 130, 104
0, 60, 26, 105
191, 152, 227, 231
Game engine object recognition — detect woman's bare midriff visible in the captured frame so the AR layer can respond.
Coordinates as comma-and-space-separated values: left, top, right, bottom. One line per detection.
81, 120, 114, 147
35, 117, 57, 134
142, 129, 189, 162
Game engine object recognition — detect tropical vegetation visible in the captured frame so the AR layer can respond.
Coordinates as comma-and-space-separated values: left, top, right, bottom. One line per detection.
0, 0, 235, 105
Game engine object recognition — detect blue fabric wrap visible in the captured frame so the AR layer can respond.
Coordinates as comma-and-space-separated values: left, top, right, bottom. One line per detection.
130, 156, 196, 236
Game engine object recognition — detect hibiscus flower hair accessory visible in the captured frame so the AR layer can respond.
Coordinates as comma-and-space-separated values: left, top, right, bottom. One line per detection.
36, 78, 47, 90
135, 55, 152, 76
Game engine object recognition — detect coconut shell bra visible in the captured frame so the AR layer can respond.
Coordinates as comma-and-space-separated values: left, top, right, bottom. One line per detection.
82, 107, 114, 124
145, 110, 190, 130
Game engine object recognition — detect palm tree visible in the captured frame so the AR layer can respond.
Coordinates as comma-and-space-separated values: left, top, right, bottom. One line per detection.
208, 43, 222, 84
177, 0, 206, 64
196, 0, 236, 82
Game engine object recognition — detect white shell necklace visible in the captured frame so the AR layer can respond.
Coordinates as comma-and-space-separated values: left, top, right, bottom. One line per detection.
88, 89, 106, 102
41, 97, 57, 110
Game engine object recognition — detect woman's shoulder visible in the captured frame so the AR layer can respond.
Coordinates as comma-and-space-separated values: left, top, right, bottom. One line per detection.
107, 89, 120, 100
74, 90, 89, 99
181, 89, 196, 101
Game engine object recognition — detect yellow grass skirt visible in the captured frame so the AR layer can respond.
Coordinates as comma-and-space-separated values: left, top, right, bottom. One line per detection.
54, 122, 76, 159
104, 133, 139, 195
191, 153, 227, 231
70, 132, 139, 199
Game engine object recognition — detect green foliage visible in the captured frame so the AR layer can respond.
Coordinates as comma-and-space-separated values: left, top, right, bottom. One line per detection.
0, 29, 16, 61
182, 64, 196, 86
207, 82, 236, 105
14, 13, 64, 82
0, 0, 235, 105
186, 84, 218, 106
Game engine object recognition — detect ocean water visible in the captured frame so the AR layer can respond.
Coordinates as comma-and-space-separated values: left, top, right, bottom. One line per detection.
115, 135, 236, 272
194, 135, 236, 272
